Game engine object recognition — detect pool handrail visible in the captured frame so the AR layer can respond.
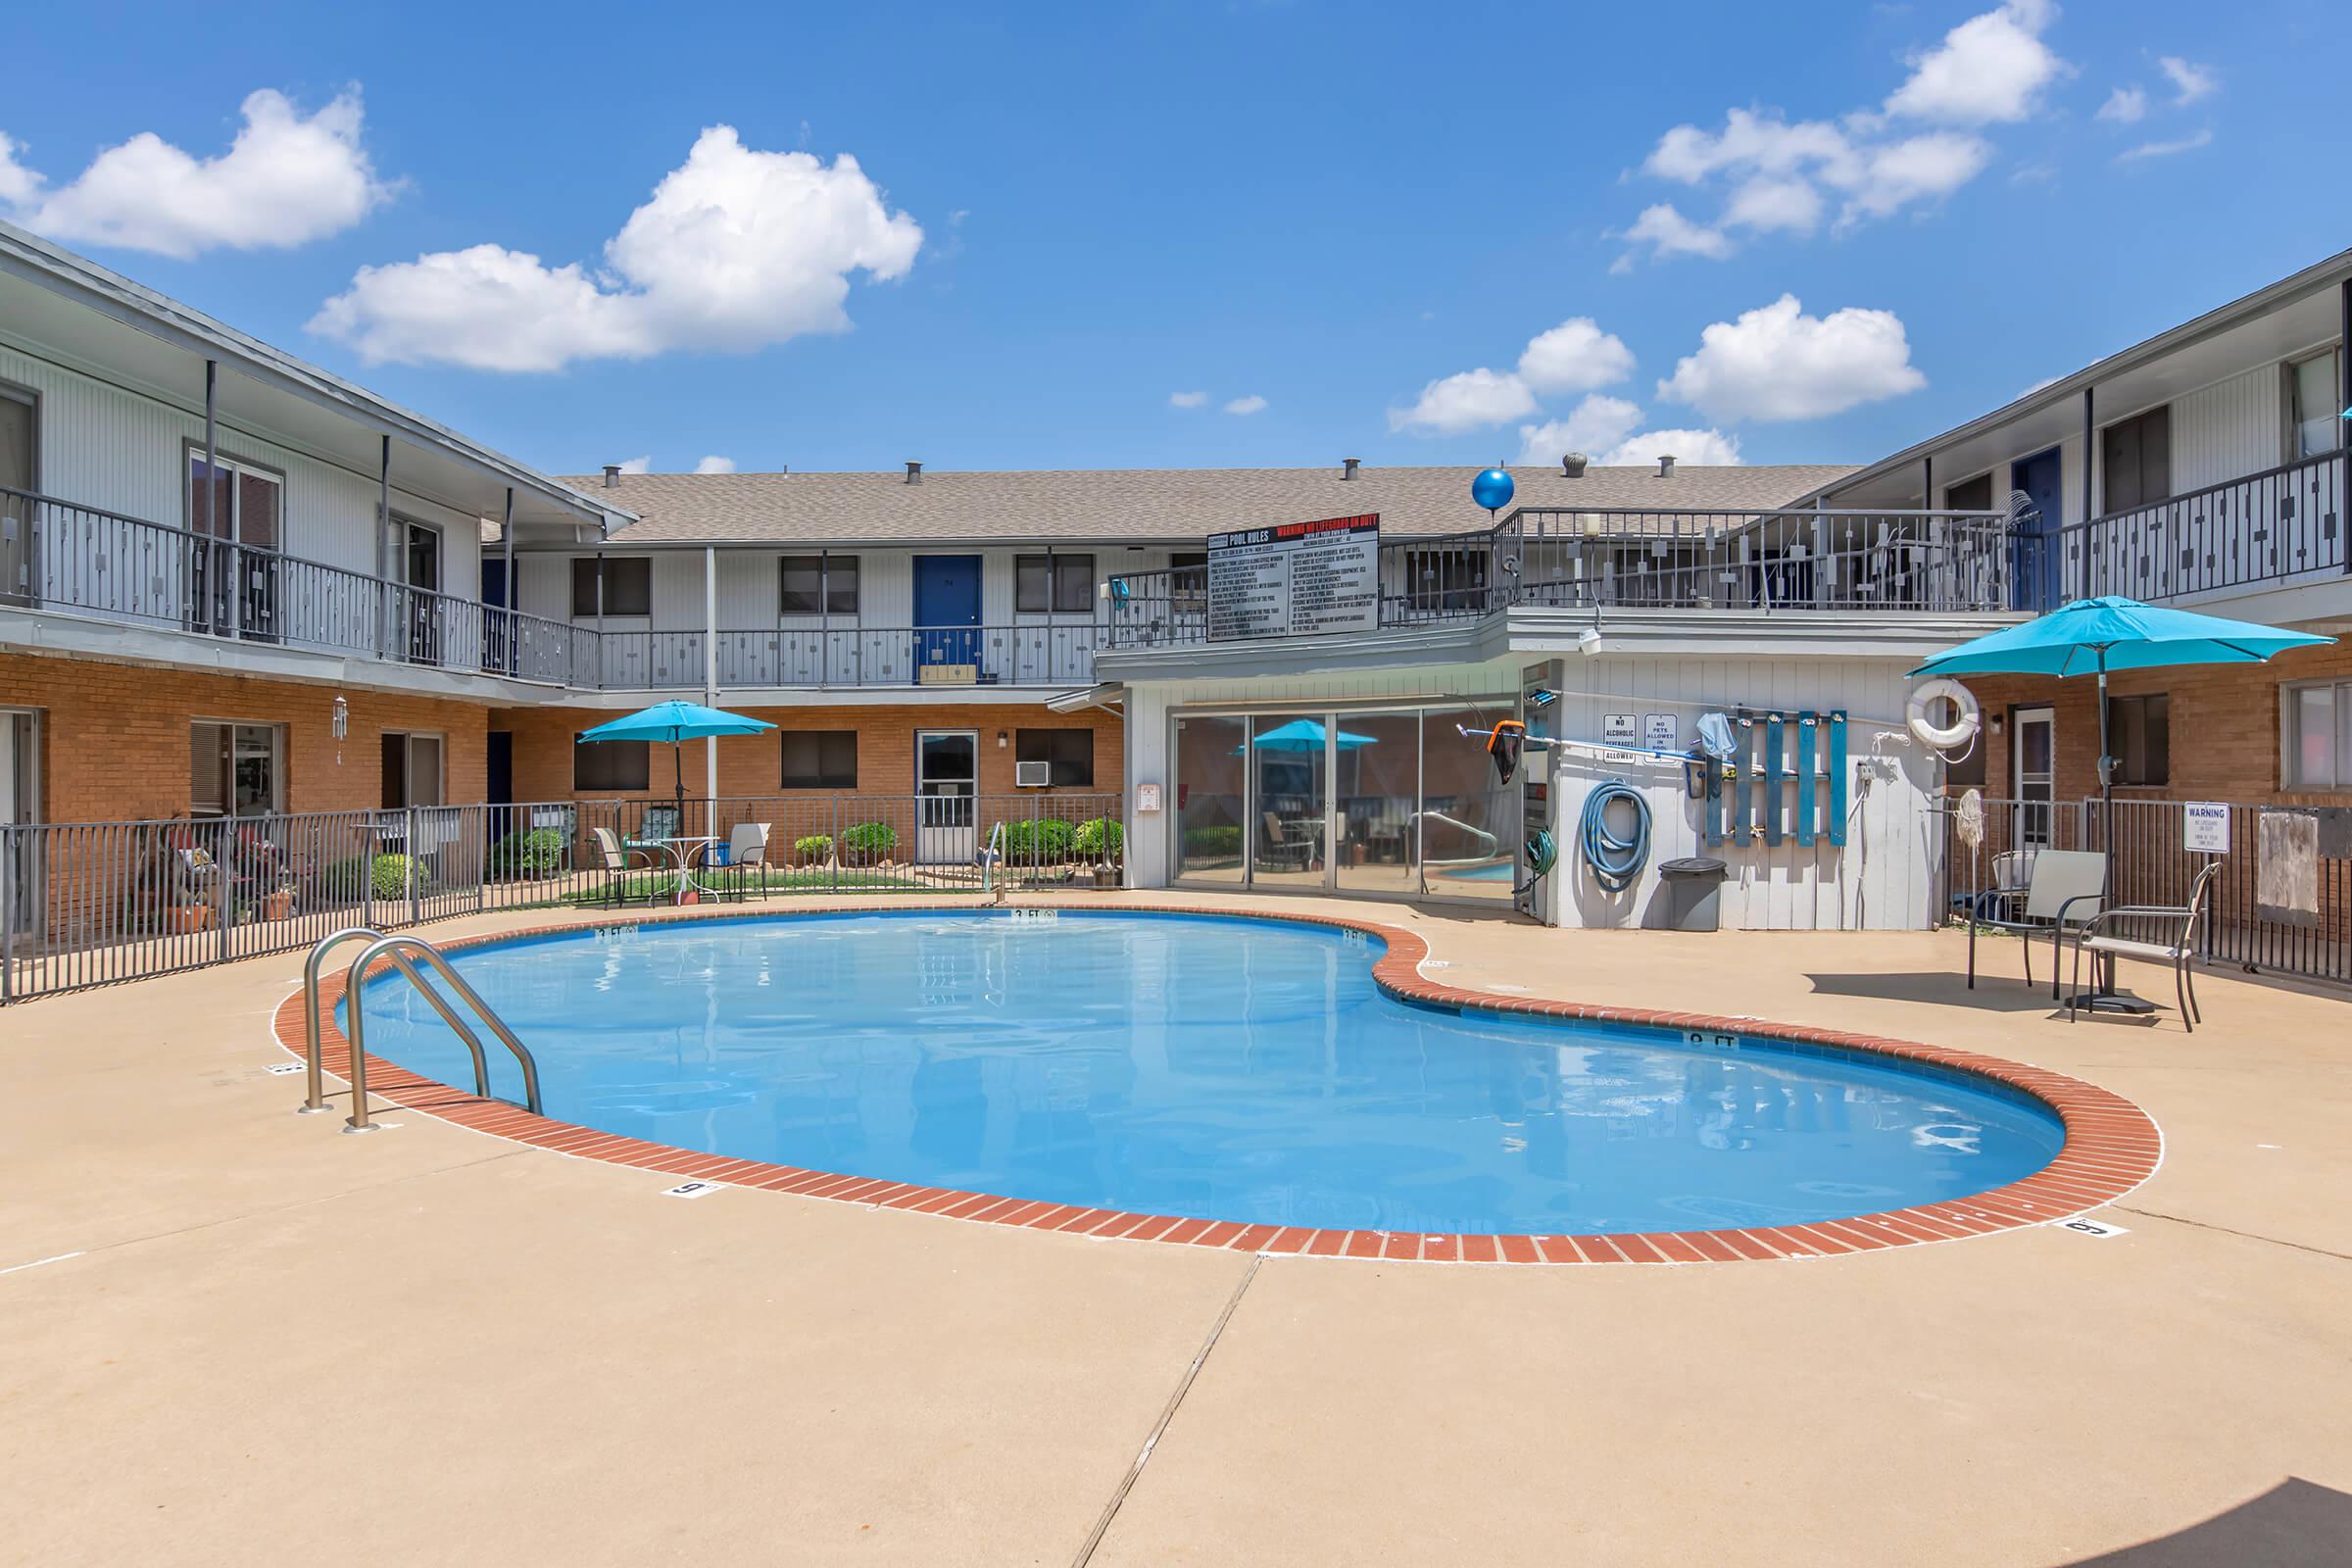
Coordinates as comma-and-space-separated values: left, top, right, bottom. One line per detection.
312, 931, 544, 1133
301, 927, 390, 1115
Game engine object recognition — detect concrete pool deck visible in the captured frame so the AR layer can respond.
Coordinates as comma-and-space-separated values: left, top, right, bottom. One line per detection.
3, 892, 2348, 1565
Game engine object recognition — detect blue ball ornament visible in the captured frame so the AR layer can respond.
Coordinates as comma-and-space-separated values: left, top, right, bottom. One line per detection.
1471, 465, 1516, 514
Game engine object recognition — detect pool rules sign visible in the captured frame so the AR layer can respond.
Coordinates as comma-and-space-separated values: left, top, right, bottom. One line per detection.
1205, 514, 1380, 641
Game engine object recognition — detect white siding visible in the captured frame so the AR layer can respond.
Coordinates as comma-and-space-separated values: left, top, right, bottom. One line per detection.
2173, 363, 2282, 493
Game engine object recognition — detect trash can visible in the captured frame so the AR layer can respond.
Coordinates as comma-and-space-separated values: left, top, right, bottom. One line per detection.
1658, 857, 1728, 932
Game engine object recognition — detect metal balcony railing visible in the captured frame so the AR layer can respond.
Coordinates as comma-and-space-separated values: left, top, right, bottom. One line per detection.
588, 623, 1102, 689
2053, 450, 2345, 607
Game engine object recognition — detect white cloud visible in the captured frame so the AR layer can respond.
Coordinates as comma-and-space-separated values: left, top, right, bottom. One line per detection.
1723, 174, 1825, 234
1884, 0, 2066, 126
310, 125, 921, 371
1167, 390, 1208, 409
2117, 129, 2213, 163
1600, 427, 1743, 466
1516, 318, 1634, 394
0, 89, 393, 259
1389, 368, 1537, 433
1840, 132, 1993, 222
1657, 295, 1926, 422
1619, 203, 1732, 266
1223, 394, 1268, 416
692, 455, 736, 474
2097, 85, 2148, 123
615, 455, 652, 474
2157, 56, 2216, 105
1516, 395, 1645, 466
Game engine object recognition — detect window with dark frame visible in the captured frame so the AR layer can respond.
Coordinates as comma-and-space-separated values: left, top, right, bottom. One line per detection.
2099, 408, 2172, 514
780, 555, 858, 615
1015, 554, 1096, 613
2105, 693, 2170, 786
1945, 473, 1994, 513
781, 730, 858, 789
1016, 728, 1094, 787
574, 735, 651, 791
570, 557, 652, 617
1170, 550, 1208, 612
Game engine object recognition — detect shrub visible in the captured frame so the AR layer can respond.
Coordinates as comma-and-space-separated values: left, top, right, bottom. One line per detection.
792, 833, 834, 865
1183, 825, 1243, 858
322, 853, 432, 902
839, 821, 899, 864
493, 827, 567, 878
1000, 817, 1076, 860
1073, 816, 1124, 860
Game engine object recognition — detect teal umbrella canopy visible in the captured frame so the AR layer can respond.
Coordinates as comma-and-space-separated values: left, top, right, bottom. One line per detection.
577, 700, 777, 744
1235, 719, 1377, 754
1909, 597, 2332, 678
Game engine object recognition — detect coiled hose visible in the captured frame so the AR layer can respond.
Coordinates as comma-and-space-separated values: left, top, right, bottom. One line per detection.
1579, 780, 1651, 894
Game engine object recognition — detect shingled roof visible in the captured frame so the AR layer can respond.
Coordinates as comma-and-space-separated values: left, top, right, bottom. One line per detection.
567, 464, 1860, 546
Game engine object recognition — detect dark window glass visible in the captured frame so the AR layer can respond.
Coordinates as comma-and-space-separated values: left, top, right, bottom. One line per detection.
1016, 554, 1096, 613
1016, 728, 1095, 787
571, 558, 652, 617
1945, 473, 1994, 513
2100, 408, 2172, 514
2107, 694, 2170, 786
781, 730, 858, 789
574, 736, 651, 791
779, 555, 858, 615
1170, 551, 1207, 612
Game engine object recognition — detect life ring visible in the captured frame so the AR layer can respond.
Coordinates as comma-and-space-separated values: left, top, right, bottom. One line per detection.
1906, 678, 1981, 750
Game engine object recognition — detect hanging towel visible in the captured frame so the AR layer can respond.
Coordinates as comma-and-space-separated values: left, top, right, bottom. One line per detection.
2256, 808, 2321, 928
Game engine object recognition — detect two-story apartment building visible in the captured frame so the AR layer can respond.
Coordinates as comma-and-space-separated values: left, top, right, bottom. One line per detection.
1798, 249, 2352, 827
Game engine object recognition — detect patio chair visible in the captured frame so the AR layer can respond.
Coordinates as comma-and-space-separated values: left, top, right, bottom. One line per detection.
1258, 811, 1316, 872
1967, 849, 2105, 1000
710, 821, 771, 903
634, 805, 682, 847
2067, 859, 2222, 1032
589, 826, 659, 908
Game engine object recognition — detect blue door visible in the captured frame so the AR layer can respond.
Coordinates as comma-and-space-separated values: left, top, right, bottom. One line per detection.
914, 555, 982, 678
2012, 449, 2064, 611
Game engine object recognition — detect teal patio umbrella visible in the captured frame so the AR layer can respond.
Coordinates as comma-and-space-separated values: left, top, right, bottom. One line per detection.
577, 700, 777, 810
1911, 596, 2332, 1008
1234, 718, 1377, 753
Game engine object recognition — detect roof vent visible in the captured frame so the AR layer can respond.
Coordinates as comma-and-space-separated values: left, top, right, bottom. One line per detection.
1561, 453, 1588, 478
1657, 454, 1676, 478
905, 460, 923, 484
1342, 457, 1360, 480
602, 464, 621, 488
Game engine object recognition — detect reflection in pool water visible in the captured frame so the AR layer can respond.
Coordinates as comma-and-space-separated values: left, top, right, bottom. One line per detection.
350, 912, 2065, 1235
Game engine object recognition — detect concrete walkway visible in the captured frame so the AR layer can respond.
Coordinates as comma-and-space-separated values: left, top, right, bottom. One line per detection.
3, 894, 2347, 1565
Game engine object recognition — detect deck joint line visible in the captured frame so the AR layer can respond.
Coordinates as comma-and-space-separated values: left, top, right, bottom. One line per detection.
1069, 1252, 1262, 1568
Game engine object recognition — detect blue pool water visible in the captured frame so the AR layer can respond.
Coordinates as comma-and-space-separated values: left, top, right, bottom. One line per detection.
349, 911, 2064, 1236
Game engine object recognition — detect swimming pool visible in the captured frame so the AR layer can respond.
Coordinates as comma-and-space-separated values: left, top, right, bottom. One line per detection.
344, 910, 2067, 1237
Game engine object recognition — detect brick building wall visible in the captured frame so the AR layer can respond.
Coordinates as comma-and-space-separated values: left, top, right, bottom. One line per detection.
488, 701, 1125, 808
1960, 638, 2352, 808
2, 650, 490, 822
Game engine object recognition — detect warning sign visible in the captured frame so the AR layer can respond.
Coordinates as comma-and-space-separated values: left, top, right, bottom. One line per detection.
1206, 514, 1380, 641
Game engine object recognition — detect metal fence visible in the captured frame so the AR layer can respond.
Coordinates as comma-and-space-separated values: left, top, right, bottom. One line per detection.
2052, 450, 2345, 607
0, 793, 1123, 1004
1941, 795, 2352, 985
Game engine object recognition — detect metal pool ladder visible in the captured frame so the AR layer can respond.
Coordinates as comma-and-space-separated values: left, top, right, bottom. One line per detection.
300, 928, 543, 1134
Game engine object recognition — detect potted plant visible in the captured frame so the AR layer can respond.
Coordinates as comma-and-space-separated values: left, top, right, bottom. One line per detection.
168, 903, 213, 933
839, 821, 898, 867
262, 873, 297, 921
793, 833, 835, 867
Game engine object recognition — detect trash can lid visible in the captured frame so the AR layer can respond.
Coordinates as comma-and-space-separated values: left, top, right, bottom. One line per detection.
1658, 857, 1727, 877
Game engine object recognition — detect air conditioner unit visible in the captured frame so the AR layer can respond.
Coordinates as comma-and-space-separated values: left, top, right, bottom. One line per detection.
1014, 760, 1052, 788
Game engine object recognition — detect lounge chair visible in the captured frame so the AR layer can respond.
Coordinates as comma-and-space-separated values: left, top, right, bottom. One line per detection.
1967, 849, 2105, 999
2067, 859, 2222, 1032
589, 825, 659, 908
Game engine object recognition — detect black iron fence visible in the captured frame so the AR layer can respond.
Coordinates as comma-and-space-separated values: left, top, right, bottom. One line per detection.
1942, 795, 2352, 985
0, 793, 1123, 1004
2053, 450, 2345, 607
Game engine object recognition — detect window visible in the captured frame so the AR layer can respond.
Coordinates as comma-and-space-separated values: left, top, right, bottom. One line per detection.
779, 555, 858, 615
1016, 728, 1094, 787
182, 447, 283, 551
191, 722, 282, 816
2105, 694, 2170, 786
1401, 546, 1490, 612
2288, 350, 2343, 461
2100, 407, 2172, 514
1016, 553, 1096, 613
570, 557, 652, 617
380, 732, 445, 808
1170, 550, 1207, 612
2281, 681, 2352, 791
781, 730, 858, 789
574, 735, 650, 792
1945, 472, 1994, 513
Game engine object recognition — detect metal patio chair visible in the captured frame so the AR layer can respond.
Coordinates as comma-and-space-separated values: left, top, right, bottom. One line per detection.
1967, 849, 2105, 1000
2067, 859, 2222, 1032
589, 826, 659, 908
710, 821, 771, 902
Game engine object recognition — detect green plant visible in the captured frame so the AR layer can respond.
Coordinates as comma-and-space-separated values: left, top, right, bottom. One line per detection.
493, 827, 567, 878
839, 820, 899, 864
1072, 816, 1124, 860
367, 854, 427, 901
1000, 817, 1076, 859
1182, 824, 1243, 857
792, 833, 834, 865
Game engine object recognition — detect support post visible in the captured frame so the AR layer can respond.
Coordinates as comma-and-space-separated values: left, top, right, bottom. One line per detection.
501, 486, 515, 675
377, 435, 393, 660
204, 360, 235, 641
2082, 385, 2096, 596
705, 544, 719, 816
595, 551, 607, 685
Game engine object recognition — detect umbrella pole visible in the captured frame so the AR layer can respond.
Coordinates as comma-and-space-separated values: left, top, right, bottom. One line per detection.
2075, 647, 2154, 1014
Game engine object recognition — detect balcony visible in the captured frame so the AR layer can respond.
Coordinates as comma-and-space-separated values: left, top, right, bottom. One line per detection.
591, 624, 1100, 690
1104, 505, 2027, 650
2052, 450, 2345, 609
1, 487, 586, 683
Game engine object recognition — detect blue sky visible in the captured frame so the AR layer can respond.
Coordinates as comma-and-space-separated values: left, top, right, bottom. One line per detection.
2, 1, 2338, 480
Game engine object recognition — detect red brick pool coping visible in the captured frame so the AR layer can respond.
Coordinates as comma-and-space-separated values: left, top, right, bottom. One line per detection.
273, 903, 2164, 1265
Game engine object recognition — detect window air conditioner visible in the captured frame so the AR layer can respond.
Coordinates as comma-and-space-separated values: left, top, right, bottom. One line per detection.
1014, 760, 1052, 788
